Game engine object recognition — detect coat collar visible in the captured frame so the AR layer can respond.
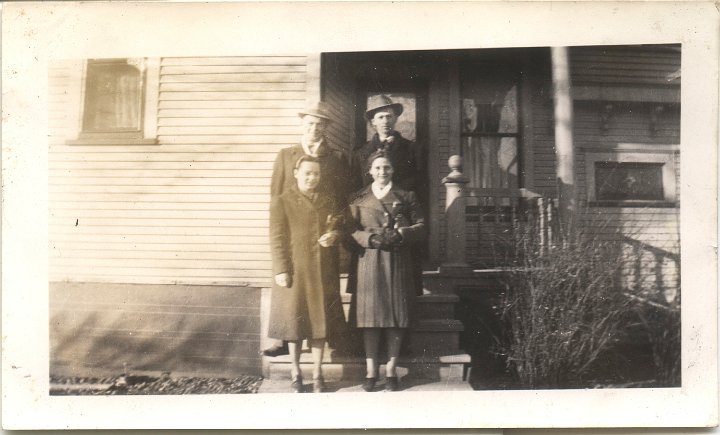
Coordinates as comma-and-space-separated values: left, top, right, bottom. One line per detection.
290, 138, 340, 158
352, 184, 405, 210
285, 184, 332, 210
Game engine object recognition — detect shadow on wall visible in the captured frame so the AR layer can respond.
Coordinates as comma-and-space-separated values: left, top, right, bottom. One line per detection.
50, 282, 262, 378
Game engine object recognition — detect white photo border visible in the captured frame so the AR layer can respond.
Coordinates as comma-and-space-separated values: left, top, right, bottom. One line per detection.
2, 1, 717, 430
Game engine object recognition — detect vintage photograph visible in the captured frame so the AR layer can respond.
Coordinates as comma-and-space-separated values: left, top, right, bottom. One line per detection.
47, 45, 681, 394
3, 1, 717, 430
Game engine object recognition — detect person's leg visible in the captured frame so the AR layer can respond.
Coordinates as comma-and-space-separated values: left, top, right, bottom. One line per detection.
385, 328, 404, 376
362, 328, 380, 391
385, 328, 405, 391
287, 340, 303, 392
308, 338, 325, 392
363, 328, 380, 377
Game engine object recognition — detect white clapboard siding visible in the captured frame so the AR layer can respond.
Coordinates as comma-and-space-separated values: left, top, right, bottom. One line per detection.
48, 56, 309, 286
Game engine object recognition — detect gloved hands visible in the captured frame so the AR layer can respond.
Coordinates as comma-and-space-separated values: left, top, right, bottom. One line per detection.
368, 234, 388, 250
384, 228, 403, 245
369, 229, 403, 250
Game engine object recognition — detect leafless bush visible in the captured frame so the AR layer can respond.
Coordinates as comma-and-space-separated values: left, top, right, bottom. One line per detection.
500, 227, 635, 388
629, 287, 681, 387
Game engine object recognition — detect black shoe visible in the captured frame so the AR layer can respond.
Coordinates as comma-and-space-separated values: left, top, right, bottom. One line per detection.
385, 376, 399, 392
262, 343, 289, 357
362, 377, 376, 392
290, 375, 304, 393
312, 377, 325, 393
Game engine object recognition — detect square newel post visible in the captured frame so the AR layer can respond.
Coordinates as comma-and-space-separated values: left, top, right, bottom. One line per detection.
440, 155, 472, 275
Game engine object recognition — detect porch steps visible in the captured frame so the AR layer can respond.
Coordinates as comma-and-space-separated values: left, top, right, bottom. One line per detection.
265, 352, 470, 381
264, 285, 472, 386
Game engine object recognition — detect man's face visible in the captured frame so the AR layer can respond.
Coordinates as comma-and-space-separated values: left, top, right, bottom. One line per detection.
301, 115, 327, 142
370, 109, 397, 136
294, 161, 321, 192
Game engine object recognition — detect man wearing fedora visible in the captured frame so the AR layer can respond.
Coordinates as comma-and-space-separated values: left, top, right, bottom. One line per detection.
351, 94, 425, 198
263, 101, 352, 357
270, 101, 352, 209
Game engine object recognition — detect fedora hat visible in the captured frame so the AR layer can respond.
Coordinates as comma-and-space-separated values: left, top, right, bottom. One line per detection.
365, 94, 404, 120
298, 101, 333, 122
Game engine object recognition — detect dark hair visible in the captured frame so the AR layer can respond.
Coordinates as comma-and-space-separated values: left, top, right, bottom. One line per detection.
366, 149, 393, 171
294, 154, 321, 171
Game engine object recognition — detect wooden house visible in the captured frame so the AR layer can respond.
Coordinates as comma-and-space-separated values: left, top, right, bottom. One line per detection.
48, 45, 680, 381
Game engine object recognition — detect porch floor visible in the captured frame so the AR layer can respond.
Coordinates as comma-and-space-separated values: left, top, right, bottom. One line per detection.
257, 377, 473, 393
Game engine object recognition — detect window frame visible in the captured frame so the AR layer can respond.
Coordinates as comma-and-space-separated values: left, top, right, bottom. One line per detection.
66, 57, 159, 145
459, 68, 524, 192
584, 144, 679, 207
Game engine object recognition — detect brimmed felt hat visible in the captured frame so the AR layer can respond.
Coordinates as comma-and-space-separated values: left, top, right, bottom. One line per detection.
365, 94, 404, 120
298, 101, 333, 122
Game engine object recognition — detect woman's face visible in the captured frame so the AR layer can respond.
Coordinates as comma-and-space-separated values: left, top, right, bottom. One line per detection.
294, 161, 321, 192
368, 157, 394, 186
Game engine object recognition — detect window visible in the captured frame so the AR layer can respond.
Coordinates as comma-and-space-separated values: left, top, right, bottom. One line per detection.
67, 58, 159, 145
460, 67, 520, 191
82, 60, 143, 135
585, 145, 678, 207
595, 162, 664, 201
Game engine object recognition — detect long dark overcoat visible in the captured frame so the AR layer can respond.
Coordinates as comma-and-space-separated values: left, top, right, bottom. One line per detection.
348, 185, 426, 328
268, 186, 347, 342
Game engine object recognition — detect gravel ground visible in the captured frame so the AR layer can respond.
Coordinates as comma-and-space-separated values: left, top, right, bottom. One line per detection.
50, 374, 263, 395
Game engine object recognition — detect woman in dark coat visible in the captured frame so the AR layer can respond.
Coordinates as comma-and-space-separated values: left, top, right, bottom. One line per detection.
349, 150, 426, 392
268, 155, 346, 393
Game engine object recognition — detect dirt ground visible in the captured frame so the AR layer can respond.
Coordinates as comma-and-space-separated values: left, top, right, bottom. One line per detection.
50, 374, 263, 395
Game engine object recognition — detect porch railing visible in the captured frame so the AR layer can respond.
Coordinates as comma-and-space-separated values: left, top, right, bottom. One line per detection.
442, 156, 559, 270
465, 188, 559, 268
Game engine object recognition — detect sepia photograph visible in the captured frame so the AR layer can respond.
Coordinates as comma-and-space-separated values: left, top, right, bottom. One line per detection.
2, 1, 718, 430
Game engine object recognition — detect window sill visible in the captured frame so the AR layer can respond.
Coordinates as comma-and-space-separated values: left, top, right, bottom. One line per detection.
65, 137, 158, 145
589, 200, 677, 208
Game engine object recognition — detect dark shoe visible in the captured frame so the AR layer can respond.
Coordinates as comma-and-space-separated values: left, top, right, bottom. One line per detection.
385, 376, 399, 392
312, 377, 325, 393
290, 375, 304, 393
262, 342, 289, 357
362, 377, 376, 392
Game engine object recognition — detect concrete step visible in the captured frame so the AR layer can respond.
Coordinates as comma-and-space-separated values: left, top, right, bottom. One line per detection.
257, 377, 473, 393
266, 353, 471, 382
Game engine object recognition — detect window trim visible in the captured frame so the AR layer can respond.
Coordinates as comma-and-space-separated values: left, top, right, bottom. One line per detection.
65, 57, 159, 145
584, 144, 679, 207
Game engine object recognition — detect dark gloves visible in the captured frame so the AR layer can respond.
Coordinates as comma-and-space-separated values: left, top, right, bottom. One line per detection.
369, 230, 403, 250
369, 234, 387, 249
385, 228, 403, 245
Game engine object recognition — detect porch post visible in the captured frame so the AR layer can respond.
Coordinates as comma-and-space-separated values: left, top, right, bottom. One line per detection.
551, 47, 577, 234
440, 155, 471, 274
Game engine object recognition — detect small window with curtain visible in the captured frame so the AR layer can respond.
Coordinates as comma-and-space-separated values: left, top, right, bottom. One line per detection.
460, 67, 520, 191
81, 59, 144, 138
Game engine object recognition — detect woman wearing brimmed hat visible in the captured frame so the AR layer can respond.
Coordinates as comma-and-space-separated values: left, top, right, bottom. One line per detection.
263, 101, 352, 359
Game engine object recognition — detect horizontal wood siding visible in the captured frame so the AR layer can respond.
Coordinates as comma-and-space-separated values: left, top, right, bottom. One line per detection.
570, 45, 681, 86
574, 100, 680, 298
49, 56, 309, 286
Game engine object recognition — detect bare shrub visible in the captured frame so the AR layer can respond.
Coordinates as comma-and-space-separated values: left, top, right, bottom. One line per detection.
500, 227, 636, 388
